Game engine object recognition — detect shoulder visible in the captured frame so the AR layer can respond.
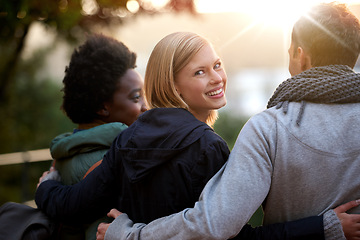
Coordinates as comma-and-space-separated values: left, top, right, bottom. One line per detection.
138, 108, 197, 123
243, 106, 288, 134
51, 132, 73, 144
84, 122, 127, 137
199, 130, 230, 157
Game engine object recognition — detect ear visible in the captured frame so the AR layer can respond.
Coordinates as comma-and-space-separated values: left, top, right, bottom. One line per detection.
298, 47, 312, 71
174, 83, 181, 95
97, 107, 109, 117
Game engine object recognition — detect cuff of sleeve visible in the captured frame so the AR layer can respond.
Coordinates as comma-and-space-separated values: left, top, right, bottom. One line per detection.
41, 170, 61, 183
105, 213, 146, 240
323, 210, 346, 240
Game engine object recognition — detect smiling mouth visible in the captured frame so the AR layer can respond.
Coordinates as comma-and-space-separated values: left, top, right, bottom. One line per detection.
206, 88, 223, 96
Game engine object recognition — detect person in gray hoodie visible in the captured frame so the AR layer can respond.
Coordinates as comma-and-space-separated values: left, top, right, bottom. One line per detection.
97, 2, 360, 240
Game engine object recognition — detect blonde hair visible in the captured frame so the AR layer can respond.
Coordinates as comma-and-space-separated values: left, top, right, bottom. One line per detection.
145, 32, 218, 126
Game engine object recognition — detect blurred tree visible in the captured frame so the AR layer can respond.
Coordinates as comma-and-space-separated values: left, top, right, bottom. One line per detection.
0, 45, 76, 205
0, 45, 76, 154
0, 0, 196, 104
214, 111, 248, 150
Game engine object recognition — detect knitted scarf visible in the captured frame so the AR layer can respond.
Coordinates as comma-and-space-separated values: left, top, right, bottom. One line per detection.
267, 65, 360, 109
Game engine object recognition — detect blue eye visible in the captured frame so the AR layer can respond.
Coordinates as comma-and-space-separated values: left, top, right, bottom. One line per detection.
214, 62, 221, 69
195, 70, 204, 76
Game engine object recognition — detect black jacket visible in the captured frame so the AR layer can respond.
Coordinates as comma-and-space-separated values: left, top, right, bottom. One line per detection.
36, 108, 229, 223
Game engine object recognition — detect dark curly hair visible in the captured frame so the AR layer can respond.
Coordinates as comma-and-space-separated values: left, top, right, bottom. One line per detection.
61, 34, 137, 124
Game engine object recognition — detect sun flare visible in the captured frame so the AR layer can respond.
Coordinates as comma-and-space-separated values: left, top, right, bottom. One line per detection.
194, 0, 360, 54
196, 0, 360, 29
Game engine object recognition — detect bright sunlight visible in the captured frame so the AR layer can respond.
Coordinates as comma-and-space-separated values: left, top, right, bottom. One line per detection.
194, 0, 360, 54
196, 0, 360, 29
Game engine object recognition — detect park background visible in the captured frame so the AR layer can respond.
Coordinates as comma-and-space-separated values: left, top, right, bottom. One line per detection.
1, 0, 360, 227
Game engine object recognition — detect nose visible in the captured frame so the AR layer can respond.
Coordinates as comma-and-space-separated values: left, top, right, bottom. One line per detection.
210, 70, 223, 84
140, 99, 148, 113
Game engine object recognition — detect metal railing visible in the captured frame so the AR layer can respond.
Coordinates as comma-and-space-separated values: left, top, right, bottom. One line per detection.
0, 149, 52, 206
0, 148, 52, 166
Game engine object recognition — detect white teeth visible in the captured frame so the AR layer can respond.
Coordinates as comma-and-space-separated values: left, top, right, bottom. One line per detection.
207, 88, 222, 96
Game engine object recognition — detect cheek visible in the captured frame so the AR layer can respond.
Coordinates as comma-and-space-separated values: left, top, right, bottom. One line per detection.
221, 72, 227, 88
118, 107, 139, 126
288, 59, 299, 76
127, 104, 143, 119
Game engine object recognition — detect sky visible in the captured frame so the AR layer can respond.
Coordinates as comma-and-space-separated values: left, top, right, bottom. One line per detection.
144, 0, 360, 33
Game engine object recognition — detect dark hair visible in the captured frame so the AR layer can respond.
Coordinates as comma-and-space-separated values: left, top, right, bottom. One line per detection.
61, 34, 137, 124
292, 2, 360, 68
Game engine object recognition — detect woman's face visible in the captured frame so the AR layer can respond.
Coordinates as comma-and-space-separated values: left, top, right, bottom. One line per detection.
174, 43, 227, 122
103, 69, 147, 126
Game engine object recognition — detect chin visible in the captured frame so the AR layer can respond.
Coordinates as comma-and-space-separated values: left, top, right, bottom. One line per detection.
215, 101, 227, 110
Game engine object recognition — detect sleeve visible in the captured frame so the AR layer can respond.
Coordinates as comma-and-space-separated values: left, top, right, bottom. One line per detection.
323, 210, 346, 239
232, 216, 324, 240
190, 135, 230, 200
35, 140, 121, 224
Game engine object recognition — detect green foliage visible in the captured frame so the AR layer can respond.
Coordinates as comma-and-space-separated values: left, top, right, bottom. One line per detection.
214, 111, 248, 150
0, 161, 51, 205
0, 0, 83, 40
248, 206, 264, 227
0, 47, 75, 154
0, 46, 75, 205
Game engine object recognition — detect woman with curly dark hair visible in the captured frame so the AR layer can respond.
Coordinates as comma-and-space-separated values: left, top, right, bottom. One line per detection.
50, 33, 147, 239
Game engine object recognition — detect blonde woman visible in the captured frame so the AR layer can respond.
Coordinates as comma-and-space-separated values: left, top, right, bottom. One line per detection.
36, 31, 228, 236
36, 32, 352, 240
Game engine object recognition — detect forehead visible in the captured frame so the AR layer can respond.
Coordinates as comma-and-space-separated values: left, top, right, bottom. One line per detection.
117, 69, 143, 91
288, 40, 295, 50
185, 43, 218, 68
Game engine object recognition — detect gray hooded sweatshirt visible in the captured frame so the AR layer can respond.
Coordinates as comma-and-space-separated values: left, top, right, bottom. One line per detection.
105, 102, 360, 240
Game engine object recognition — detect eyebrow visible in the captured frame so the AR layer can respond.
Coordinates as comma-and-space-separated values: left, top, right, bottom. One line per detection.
214, 58, 221, 63
128, 88, 142, 96
131, 88, 141, 93
197, 58, 221, 69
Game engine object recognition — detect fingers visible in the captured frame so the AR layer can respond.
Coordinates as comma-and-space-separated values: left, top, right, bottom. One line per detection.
107, 208, 122, 219
97, 223, 110, 240
41, 167, 55, 178
96, 211, 119, 240
334, 199, 360, 214
37, 171, 50, 188
42, 171, 50, 178
36, 167, 59, 189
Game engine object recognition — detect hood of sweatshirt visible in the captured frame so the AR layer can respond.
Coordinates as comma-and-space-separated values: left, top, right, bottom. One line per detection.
116, 108, 213, 183
50, 122, 128, 160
